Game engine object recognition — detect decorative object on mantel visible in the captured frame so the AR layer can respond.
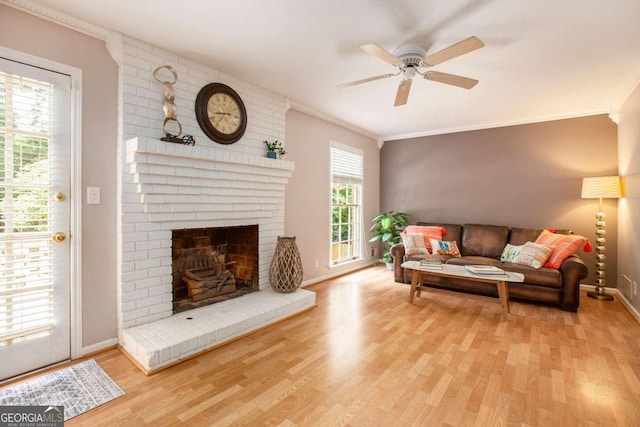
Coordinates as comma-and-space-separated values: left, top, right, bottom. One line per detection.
270, 236, 303, 292
581, 175, 622, 301
265, 140, 285, 159
195, 83, 247, 144
152, 65, 195, 145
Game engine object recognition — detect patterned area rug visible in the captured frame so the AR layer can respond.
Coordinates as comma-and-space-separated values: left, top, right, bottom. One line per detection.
0, 359, 124, 420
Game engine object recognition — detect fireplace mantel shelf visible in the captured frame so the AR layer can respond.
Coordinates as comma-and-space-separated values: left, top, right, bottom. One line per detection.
126, 137, 295, 173
125, 137, 294, 225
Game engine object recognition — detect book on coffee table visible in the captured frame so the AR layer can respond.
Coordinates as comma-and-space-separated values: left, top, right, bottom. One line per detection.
465, 265, 507, 276
420, 260, 443, 270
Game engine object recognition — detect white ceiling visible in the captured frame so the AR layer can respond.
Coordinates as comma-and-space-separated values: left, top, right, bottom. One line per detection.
22, 0, 640, 140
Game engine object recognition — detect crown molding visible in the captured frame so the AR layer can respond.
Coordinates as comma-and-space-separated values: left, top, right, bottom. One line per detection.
612, 73, 640, 115
288, 100, 381, 143
1, 0, 108, 40
383, 110, 611, 142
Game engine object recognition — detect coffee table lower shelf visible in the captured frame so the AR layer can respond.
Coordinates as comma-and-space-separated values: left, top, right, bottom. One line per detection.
401, 261, 525, 318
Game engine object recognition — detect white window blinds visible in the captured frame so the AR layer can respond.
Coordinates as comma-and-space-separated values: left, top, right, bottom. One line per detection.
0, 68, 56, 345
331, 143, 363, 185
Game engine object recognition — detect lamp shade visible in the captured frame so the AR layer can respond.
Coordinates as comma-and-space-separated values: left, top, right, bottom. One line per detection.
581, 176, 622, 199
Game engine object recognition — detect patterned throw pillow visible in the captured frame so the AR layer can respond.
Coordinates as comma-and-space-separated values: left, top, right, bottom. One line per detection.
518, 242, 553, 269
534, 229, 592, 269
402, 233, 429, 256
429, 239, 461, 257
500, 243, 522, 263
403, 226, 446, 254
501, 242, 553, 269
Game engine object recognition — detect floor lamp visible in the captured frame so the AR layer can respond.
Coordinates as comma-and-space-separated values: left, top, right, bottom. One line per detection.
581, 176, 622, 301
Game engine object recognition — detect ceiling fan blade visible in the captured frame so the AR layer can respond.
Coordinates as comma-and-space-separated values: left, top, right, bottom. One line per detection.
337, 73, 395, 89
423, 36, 484, 66
425, 71, 479, 89
394, 80, 412, 106
360, 44, 404, 67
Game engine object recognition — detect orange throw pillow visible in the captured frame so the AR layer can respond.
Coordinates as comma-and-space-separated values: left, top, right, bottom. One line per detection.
402, 226, 446, 254
534, 229, 593, 269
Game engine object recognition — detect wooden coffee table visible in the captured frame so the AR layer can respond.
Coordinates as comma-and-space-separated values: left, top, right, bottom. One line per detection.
401, 261, 525, 317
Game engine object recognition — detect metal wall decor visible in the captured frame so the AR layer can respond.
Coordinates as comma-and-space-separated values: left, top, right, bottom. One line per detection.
152, 65, 195, 145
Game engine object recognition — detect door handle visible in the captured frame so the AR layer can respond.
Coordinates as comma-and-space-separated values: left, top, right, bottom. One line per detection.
52, 232, 67, 243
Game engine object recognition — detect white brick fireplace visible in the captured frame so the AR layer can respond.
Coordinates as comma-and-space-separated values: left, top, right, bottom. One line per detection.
112, 35, 316, 373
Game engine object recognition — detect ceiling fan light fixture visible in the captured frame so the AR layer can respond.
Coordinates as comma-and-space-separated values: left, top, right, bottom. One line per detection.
340, 36, 484, 105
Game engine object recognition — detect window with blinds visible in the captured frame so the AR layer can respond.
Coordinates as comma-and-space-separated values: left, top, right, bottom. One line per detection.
0, 70, 55, 345
330, 142, 363, 265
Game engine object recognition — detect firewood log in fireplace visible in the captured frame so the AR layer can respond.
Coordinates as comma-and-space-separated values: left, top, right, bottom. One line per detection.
179, 243, 237, 301
184, 266, 237, 301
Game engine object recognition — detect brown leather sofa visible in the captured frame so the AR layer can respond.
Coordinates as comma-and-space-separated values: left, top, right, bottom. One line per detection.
390, 222, 589, 312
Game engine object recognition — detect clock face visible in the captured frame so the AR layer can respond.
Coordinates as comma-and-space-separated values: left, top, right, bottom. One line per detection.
207, 93, 241, 134
195, 83, 247, 144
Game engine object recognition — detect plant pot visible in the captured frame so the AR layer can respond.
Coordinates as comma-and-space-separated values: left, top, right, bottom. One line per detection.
385, 262, 394, 271
266, 151, 277, 159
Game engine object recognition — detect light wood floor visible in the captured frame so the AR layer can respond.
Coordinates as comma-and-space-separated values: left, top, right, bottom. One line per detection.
28, 266, 640, 425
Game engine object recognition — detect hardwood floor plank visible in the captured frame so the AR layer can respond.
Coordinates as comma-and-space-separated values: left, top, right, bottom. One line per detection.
6, 265, 639, 426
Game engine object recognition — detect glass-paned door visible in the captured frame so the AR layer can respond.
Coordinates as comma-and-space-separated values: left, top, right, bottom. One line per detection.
0, 57, 71, 380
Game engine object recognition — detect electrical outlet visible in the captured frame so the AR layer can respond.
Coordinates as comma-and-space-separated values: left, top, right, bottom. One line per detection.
622, 275, 636, 299
314, 258, 319, 268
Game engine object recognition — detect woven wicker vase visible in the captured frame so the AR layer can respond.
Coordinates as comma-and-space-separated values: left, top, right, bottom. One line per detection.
269, 236, 303, 293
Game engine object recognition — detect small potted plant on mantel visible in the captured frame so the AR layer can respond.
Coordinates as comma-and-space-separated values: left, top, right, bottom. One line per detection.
369, 210, 409, 270
264, 140, 285, 159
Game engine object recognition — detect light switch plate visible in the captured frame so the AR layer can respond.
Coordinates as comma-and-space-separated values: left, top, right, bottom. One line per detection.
87, 187, 101, 205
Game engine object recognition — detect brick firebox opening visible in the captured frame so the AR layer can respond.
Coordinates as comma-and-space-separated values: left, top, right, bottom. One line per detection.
172, 225, 259, 313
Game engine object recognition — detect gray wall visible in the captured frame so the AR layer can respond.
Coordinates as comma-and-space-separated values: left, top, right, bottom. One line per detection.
0, 5, 118, 348
381, 115, 618, 286
618, 85, 640, 310
285, 109, 380, 282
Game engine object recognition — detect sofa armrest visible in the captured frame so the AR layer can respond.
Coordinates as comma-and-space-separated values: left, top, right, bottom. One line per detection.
559, 255, 589, 311
390, 243, 406, 283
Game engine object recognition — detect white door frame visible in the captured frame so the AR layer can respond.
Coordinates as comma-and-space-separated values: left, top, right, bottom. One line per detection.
0, 45, 83, 360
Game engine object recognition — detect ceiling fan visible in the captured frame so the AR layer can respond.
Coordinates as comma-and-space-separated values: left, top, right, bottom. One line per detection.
339, 36, 484, 106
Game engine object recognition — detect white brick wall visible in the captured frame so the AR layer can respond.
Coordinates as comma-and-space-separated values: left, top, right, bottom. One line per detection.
117, 35, 293, 330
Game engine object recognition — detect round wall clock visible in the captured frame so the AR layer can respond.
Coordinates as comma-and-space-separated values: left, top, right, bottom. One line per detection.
195, 83, 247, 144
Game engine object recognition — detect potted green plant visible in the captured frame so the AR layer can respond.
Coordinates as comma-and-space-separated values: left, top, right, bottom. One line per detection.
264, 140, 281, 159
369, 211, 409, 270
277, 146, 287, 160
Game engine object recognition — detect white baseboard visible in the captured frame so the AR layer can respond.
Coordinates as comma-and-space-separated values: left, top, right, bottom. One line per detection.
82, 338, 119, 357
580, 284, 640, 323
301, 260, 379, 288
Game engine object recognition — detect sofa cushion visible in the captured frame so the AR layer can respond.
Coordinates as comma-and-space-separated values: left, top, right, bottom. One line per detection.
509, 227, 543, 245
461, 224, 510, 258
446, 255, 501, 267
499, 263, 563, 288
404, 253, 452, 263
